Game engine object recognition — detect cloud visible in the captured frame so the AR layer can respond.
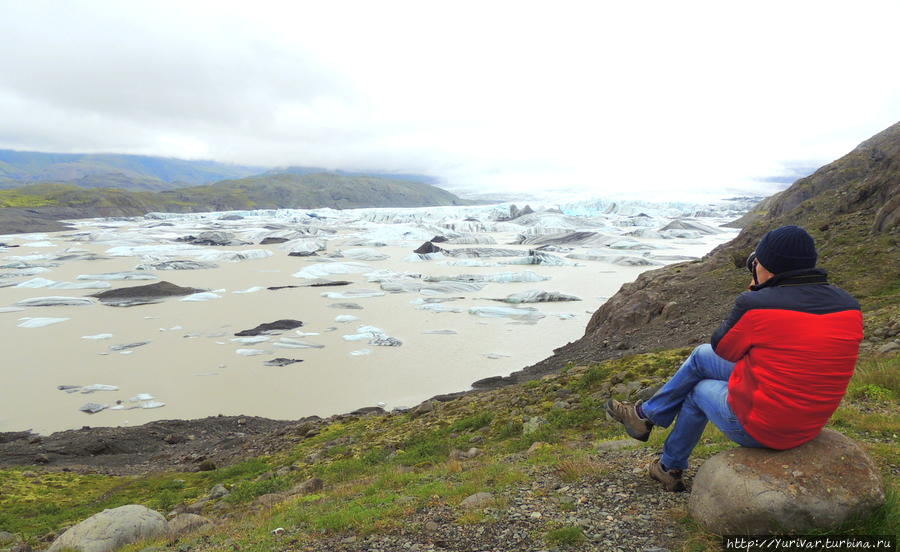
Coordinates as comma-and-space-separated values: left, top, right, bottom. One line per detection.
1, 0, 899, 200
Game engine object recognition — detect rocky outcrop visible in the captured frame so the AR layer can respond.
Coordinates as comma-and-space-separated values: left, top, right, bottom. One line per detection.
688, 429, 885, 534
47, 504, 168, 552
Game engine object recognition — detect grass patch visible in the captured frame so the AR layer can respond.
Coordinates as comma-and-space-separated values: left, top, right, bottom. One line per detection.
545, 525, 586, 546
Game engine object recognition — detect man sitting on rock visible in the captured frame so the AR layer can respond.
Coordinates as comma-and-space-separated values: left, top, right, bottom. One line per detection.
606, 225, 863, 491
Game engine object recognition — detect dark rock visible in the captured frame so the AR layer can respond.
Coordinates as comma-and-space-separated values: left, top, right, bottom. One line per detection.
0, 431, 32, 444
267, 285, 300, 291
689, 429, 885, 534
259, 236, 288, 244
430, 236, 448, 243
288, 251, 318, 257
92, 281, 205, 307
197, 460, 216, 471
264, 358, 303, 367
235, 319, 303, 336
410, 400, 435, 419
350, 406, 386, 416
414, 241, 445, 255
471, 375, 506, 389
164, 434, 185, 445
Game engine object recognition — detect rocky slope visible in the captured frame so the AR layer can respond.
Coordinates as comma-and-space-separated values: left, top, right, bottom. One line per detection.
505, 121, 900, 382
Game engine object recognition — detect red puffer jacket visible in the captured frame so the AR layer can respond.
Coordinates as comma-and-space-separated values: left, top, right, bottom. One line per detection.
711, 268, 863, 450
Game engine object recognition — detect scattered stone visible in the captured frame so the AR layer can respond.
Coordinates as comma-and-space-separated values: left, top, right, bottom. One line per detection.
410, 400, 435, 419
208, 484, 229, 499
290, 477, 324, 495
877, 341, 900, 354
0, 531, 16, 545
460, 492, 494, 509
689, 429, 885, 534
167, 513, 212, 536
47, 504, 168, 552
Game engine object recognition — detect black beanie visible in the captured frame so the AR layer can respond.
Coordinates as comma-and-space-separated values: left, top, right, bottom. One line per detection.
754, 225, 817, 274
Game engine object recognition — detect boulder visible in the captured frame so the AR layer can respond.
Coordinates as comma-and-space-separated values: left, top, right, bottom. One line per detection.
689, 429, 885, 534
459, 492, 494, 509
48, 505, 168, 552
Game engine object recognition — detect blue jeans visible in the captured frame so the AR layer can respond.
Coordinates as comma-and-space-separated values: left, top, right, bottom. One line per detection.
640, 344, 765, 470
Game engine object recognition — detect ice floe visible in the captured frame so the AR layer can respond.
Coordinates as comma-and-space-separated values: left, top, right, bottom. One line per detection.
320, 289, 385, 299
293, 262, 373, 279
233, 286, 265, 294
335, 315, 360, 323
180, 292, 222, 301
82, 333, 113, 340
468, 306, 546, 322
236, 348, 269, 356
77, 271, 159, 281
15, 277, 111, 289
15, 296, 95, 307
494, 290, 582, 303
273, 338, 325, 349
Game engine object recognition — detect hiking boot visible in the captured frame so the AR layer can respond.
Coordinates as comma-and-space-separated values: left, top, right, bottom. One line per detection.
605, 399, 653, 442
649, 458, 686, 492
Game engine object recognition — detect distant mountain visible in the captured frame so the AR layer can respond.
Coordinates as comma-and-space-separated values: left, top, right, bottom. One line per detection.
0, 149, 265, 190
0, 172, 478, 234
268, 166, 440, 185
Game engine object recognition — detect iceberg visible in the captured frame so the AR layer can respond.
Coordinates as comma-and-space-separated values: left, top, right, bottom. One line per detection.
273, 338, 325, 349
494, 290, 582, 303
82, 333, 113, 340
77, 271, 159, 281
293, 262, 372, 279
335, 315, 360, 323
230, 336, 270, 344
320, 289, 385, 299
417, 303, 463, 313
180, 292, 222, 301
15, 296, 95, 307
15, 277, 111, 290
233, 286, 265, 294
468, 306, 546, 322
236, 348, 269, 356
425, 270, 549, 283
337, 248, 390, 261
80, 384, 119, 393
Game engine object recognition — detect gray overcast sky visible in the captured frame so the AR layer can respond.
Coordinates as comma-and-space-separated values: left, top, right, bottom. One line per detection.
1, 0, 899, 201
